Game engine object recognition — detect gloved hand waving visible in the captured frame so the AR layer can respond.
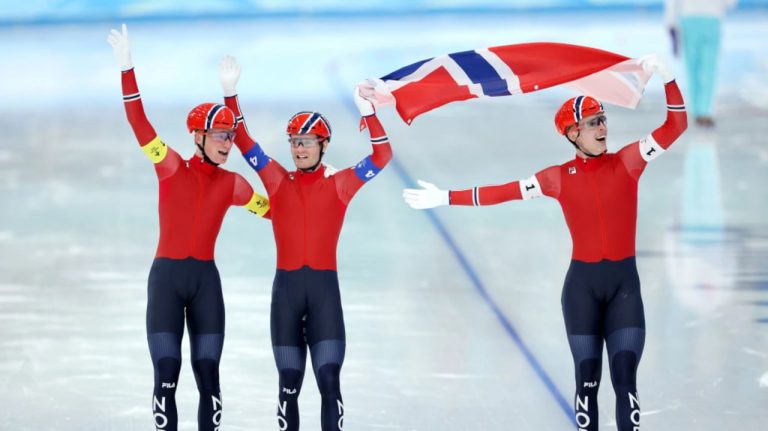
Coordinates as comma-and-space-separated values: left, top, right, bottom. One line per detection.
353, 84, 375, 117
107, 23, 133, 71
219, 55, 241, 97
403, 180, 449, 209
638, 54, 675, 83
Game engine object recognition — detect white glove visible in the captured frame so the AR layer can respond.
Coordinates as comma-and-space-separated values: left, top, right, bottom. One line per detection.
403, 180, 449, 209
638, 54, 674, 83
107, 23, 133, 71
323, 163, 339, 177
353, 83, 375, 117
219, 55, 241, 97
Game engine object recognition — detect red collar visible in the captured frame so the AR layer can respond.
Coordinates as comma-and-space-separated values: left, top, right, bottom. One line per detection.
573, 153, 608, 172
293, 165, 326, 184
188, 155, 218, 175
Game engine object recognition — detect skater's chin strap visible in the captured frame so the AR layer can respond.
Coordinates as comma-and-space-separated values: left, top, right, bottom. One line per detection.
197, 134, 220, 166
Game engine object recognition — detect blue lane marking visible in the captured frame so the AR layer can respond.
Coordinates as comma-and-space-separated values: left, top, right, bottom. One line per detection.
330, 69, 574, 423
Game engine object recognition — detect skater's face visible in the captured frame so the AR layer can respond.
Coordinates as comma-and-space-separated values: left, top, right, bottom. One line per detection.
568, 113, 607, 157
289, 134, 328, 171
194, 128, 235, 164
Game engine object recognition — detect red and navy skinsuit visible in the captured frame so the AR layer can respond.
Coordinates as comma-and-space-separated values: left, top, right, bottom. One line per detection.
120, 68, 269, 431
450, 82, 687, 431
225, 95, 392, 431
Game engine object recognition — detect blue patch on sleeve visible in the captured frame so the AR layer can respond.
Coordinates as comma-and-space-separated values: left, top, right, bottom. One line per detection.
243, 144, 270, 172
354, 155, 381, 182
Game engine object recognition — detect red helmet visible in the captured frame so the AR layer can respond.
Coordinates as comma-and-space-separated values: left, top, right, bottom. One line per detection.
286, 111, 332, 141
554, 96, 604, 135
187, 103, 237, 133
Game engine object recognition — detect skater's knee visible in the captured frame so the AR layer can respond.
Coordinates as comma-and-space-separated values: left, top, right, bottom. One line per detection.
578, 358, 602, 389
279, 368, 305, 397
610, 351, 639, 387
154, 357, 181, 389
148, 333, 182, 387
316, 363, 341, 396
192, 359, 220, 392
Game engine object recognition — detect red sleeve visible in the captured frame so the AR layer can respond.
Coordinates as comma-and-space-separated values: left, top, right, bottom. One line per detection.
653, 80, 688, 150
121, 69, 156, 145
536, 165, 561, 199
449, 165, 560, 206
121, 68, 181, 180
617, 142, 646, 181
224, 95, 257, 155
335, 114, 392, 205
363, 115, 393, 170
618, 80, 688, 180
224, 94, 287, 195
449, 182, 521, 206
232, 173, 253, 206
232, 173, 272, 219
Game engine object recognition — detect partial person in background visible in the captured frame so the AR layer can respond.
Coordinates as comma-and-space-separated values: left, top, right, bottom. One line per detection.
107, 25, 270, 431
218, 56, 392, 431
666, 0, 738, 127
402, 55, 687, 431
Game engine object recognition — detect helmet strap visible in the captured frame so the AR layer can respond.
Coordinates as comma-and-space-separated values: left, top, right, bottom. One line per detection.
196, 134, 220, 166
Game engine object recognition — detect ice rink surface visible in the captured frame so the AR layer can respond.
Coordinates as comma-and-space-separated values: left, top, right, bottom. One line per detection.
1, 8, 768, 431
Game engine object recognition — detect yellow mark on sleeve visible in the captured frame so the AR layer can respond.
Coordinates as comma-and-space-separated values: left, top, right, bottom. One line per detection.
141, 136, 168, 164
245, 191, 270, 217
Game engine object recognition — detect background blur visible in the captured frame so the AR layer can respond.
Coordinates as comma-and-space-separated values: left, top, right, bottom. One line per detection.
2, 1, 768, 430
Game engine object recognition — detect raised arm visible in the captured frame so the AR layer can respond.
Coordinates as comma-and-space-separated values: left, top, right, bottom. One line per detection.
403, 166, 561, 209
618, 55, 688, 180
107, 24, 181, 180
333, 85, 393, 204
219, 56, 286, 195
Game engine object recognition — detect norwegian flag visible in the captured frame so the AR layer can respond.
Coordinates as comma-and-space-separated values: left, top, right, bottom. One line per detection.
359, 42, 652, 125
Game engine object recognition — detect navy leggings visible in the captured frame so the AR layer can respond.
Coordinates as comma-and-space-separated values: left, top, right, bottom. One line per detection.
562, 257, 645, 431
146, 258, 225, 431
271, 266, 346, 431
